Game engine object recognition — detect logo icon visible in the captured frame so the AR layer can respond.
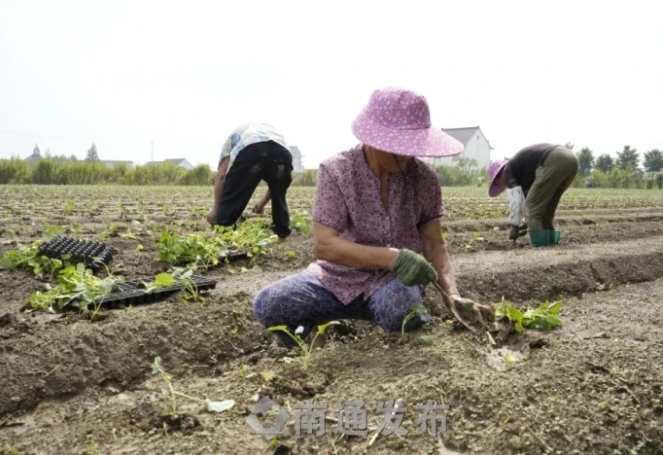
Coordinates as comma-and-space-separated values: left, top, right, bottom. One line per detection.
246, 395, 290, 440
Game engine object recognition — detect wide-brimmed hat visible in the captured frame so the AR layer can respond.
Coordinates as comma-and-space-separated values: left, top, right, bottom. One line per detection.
487, 159, 508, 197
351, 87, 464, 157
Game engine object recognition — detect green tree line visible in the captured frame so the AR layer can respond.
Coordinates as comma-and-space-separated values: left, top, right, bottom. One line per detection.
567, 143, 663, 189
0, 157, 214, 185
3, 142, 661, 189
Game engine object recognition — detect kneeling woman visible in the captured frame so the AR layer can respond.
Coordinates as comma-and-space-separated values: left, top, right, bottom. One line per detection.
252, 87, 493, 348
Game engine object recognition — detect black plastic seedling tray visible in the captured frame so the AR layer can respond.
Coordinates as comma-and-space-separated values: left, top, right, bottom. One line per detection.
86, 274, 218, 310
37, 236, 114, 272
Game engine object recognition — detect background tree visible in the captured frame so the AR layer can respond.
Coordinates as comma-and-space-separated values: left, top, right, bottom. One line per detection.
616, 145, 639, 169
31, 144, 41, 158
577, 147, 594, 176
595, 154, 614, 173
643, 149, 663, 174
85, 143, 100, 162
564, 142, 575, 151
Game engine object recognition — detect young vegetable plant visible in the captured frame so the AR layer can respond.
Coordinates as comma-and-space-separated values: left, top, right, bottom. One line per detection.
494, 299, 563, 332
24, 262, 124, 320
157, 219, 278, 268
142, 267, 204, 302
1, 239, 69, 277
151, 356, 235, 415
401, 302, 429, 337
289, 211, 311, 234
212, 221, 276, 262
267, 321, 340, 369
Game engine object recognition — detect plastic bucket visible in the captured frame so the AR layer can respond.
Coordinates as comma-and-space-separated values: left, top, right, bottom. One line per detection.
529, 230, 551, 247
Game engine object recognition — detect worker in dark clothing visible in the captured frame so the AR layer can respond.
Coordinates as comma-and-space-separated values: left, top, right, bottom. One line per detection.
207, 123, 294, 242
487, 143, 579, 245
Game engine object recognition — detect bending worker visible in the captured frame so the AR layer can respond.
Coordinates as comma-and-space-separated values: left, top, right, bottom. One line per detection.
207, 123, 294, 242
252, 87, 494, 348
487, 143, 579, 244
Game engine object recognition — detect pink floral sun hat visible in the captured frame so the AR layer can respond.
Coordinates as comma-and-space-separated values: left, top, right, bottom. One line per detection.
351, 87, 464, 157
487, 159, 508, 197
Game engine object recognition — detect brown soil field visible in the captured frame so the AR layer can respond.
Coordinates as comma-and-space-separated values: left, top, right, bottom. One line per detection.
0, 185, 662, 455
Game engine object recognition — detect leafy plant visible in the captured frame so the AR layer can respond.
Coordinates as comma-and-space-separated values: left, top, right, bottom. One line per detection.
151, 356, 234, 414
401, 302, 428, 337
24, 263, 124, 318
142, 268, 204, 302
212, 222, 276, 261
290, 211, 311, 234
267, 321, 340, 369
156, 219, 278, 268
156, 231, 226, 268
245, 209, 310, 233
495, 299, 563, 332
1, 240, 68, 277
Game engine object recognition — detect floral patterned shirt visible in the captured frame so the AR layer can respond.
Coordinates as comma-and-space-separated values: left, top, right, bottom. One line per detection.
307, 144, 444, 305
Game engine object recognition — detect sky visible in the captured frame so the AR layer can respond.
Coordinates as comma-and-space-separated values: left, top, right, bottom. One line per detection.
1, 0, 662, 170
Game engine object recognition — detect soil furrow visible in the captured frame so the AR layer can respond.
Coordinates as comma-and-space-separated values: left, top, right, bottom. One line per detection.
1, 237, 662, 419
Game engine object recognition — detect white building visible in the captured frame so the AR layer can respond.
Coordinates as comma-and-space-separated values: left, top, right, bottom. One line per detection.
100, 160, 134, 169
145, 158, 194, 170
424, 126, 493, 170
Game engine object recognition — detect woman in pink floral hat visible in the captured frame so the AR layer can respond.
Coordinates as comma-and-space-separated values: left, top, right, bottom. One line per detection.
253, 87, 495, 349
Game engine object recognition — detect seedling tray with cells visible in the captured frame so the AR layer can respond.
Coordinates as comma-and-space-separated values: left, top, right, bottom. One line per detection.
87, 274, 218, 310
37, 236, 114, 271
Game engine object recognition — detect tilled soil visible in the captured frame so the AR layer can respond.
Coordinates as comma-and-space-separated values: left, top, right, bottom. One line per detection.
1, 200, 663, 454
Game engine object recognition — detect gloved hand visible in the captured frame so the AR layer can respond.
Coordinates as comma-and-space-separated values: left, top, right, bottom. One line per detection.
450, 296, 496, 324
390, 249, 438, 286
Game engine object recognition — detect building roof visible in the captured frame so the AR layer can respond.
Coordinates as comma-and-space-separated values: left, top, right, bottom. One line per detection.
441, 127, 480, 146
441, 126, 494, 150
289, 146, 302, 157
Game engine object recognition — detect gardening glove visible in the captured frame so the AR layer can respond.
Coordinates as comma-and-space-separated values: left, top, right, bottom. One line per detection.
390, 249, 438, 287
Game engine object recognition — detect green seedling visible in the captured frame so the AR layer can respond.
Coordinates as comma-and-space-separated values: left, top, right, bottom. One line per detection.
88, 259, 123, 321
290, 211, 311, 234
151, 356, 234, 415
63, 201, 75, 216
267, 321, 340, 369
97, 222, 119, 240
156, 217, 282, 268
24, 261, 124, 319
142, 268, 203, 302
401, 302, 428, 337
42, 223, 67, 239
495, 299, 563, 332
1, 239, 68, 277
157, 214, 310, 268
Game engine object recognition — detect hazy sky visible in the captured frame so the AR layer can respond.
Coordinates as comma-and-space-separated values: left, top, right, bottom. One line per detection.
1, 0, 661, 170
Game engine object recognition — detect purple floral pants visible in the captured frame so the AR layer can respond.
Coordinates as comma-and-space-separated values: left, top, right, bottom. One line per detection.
253, 270, 431, 348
